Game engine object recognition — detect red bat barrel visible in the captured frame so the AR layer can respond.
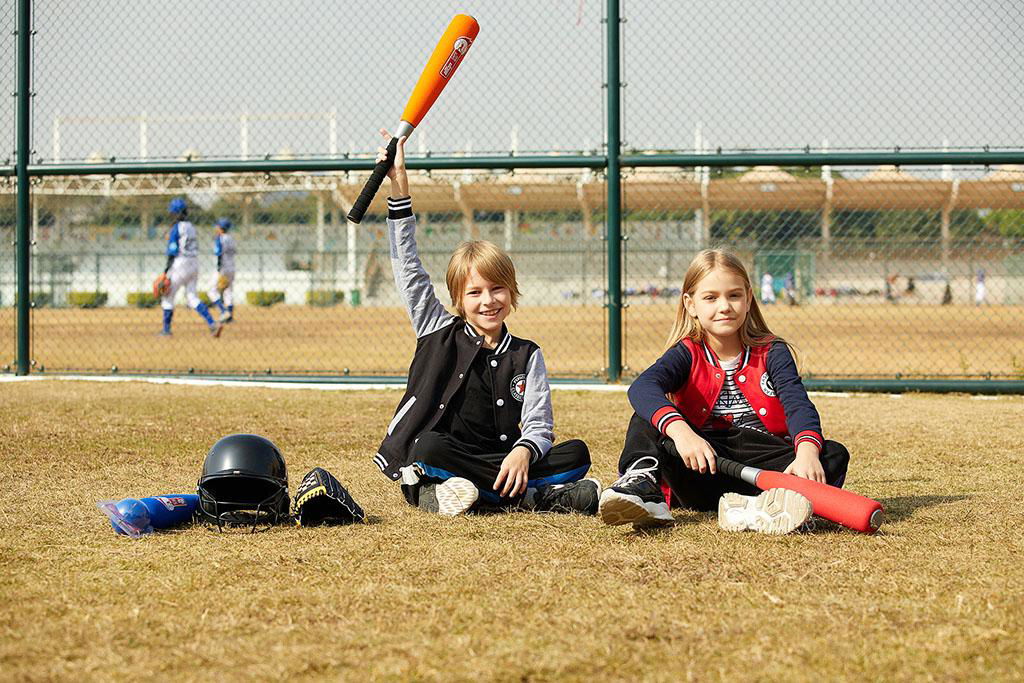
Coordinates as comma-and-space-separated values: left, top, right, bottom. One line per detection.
717, 456, 884, 534
755, 470, 884, 533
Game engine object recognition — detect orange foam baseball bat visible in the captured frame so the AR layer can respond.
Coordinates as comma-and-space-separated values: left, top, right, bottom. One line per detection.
347, 15, 480, 223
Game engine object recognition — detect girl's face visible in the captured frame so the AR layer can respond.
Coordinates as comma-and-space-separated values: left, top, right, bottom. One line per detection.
683, 267, 751, 342
461, 266, 511, 339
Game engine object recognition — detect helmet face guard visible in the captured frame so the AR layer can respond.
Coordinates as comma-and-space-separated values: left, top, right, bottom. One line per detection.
197, 474, 289, 532
196, 434, 289, 533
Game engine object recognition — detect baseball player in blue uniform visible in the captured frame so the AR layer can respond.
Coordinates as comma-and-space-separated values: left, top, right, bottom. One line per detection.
160, 198, 222, 337
207, 218, 237, 324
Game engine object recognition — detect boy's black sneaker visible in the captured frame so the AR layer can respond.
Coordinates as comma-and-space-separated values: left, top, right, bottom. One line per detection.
598, 456, 673, 527
531, 478, 601, 514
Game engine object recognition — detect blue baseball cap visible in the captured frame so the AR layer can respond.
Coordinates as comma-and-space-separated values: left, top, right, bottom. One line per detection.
168, 197, 188, 214
215, 218, 232, 231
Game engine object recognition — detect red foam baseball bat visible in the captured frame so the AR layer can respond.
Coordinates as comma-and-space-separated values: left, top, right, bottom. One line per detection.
716, 456, 884, 533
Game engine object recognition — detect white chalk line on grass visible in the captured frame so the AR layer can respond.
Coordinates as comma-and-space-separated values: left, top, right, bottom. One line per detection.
0, 374, 624, 393
2, 375, 1016, 399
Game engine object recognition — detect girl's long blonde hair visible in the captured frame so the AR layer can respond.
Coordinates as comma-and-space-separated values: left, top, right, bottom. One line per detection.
664, 249, 778, 351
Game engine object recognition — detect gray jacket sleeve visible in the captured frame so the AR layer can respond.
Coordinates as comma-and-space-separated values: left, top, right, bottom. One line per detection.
513, 347, 555, 463
386, 212, 456, 339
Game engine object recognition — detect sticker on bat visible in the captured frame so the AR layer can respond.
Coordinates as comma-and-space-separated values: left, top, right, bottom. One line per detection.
440, 36, 473, 79
156, 496, 189, 510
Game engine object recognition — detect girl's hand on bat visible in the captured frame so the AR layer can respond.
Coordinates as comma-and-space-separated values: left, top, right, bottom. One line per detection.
784, 444, 826, 483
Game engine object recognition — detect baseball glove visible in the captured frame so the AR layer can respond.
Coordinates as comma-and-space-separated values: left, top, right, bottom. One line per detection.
152, 273, 171, 298
216, 273, 230, 293
293, 467, 365, 526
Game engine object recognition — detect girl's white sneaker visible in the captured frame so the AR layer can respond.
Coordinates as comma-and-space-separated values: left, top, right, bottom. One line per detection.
718, 488, 813, 535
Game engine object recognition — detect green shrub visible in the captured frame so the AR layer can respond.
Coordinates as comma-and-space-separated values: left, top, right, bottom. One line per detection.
306, 290, 345, 307
68, 291, 108, 308
14, 292, 52, 308
247, 290, 285, 307
127, 291, 159, 308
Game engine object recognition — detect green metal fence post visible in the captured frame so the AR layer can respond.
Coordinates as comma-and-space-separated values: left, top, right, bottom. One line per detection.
15, 0, 32, 375
605, 0, 623, 382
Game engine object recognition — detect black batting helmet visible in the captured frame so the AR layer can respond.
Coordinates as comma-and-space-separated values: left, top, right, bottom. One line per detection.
196, 434, 289, 531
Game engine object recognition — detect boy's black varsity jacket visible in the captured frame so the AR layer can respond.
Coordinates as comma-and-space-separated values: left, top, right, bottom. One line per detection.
372, 197, 555, 482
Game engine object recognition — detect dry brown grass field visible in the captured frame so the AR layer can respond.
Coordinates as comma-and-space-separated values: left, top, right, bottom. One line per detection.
0, 380, 1021, 680
2, 302, 1023, 379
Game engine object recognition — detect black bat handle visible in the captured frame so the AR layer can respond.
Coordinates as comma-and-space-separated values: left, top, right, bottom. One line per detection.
347, 136, 399, 224
714, 455, 747, 480
659, 436, 759, 483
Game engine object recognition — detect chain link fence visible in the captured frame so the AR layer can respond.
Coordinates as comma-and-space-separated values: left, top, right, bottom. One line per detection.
6, 172, 610, 376
3, 1, 1023, 382
622, 1, 1022, 153
30, 1, 604, 162
621, 165, 1024, 380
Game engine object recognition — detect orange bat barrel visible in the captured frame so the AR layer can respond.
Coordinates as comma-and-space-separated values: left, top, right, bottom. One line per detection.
347, 14, 479, 224
401, 14, 480, 127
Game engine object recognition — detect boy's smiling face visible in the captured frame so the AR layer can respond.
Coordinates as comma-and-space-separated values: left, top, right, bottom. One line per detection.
462, 266, 511, 342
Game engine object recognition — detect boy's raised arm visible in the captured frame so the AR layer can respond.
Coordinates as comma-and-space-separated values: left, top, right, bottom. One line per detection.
380, 129, 455, 339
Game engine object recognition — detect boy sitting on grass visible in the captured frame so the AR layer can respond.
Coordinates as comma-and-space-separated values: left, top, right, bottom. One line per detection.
371, 128, 598, 516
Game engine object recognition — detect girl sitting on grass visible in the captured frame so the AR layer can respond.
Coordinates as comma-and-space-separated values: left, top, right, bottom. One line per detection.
599, 249, 850, 534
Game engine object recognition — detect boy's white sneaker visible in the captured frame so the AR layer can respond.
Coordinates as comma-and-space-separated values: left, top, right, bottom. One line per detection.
718, 488, 813, 535
419, 477, 479, 516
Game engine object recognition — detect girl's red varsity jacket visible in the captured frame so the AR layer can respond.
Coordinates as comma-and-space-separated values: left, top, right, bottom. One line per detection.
627, 337, 824, 451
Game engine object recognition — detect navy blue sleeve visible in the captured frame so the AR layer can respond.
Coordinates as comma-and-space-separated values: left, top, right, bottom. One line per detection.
627, 343, 692, 435
766, 341, 824, 449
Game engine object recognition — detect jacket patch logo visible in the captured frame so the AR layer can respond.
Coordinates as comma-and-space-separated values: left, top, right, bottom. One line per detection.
510, 374, 527, 402
760, 373, 777, 397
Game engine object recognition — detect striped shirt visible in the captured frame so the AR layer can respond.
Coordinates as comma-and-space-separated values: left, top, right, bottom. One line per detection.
706, 355, 766, 433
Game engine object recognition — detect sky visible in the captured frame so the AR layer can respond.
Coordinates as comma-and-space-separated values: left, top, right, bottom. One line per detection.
3, 0, 1021, 162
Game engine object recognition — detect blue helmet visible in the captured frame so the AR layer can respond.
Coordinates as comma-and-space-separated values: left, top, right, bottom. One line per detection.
215, 218, 232, 231
168, 197, 188, 215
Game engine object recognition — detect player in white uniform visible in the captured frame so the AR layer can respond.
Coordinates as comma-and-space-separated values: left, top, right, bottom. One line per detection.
207, 218, 237, 324
160, 198, 222, 337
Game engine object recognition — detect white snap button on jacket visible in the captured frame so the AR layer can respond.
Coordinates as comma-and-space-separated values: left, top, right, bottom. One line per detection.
499, 434, 508, 441
490, 359, 498, 367
759, 407, 767, 415
496, 399, 504, 406
716, 373, 721, 379
458, 373, 464, 379
439, 403, 445, 410
739, 375, 746, 382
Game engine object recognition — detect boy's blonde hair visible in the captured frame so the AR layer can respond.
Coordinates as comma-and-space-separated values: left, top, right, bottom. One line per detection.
445, 240, 521, 318
665, 249, 777, 351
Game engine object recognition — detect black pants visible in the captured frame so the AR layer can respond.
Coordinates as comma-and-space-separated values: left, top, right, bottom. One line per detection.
405, 431, 592, 506
618, 413, 850, 512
